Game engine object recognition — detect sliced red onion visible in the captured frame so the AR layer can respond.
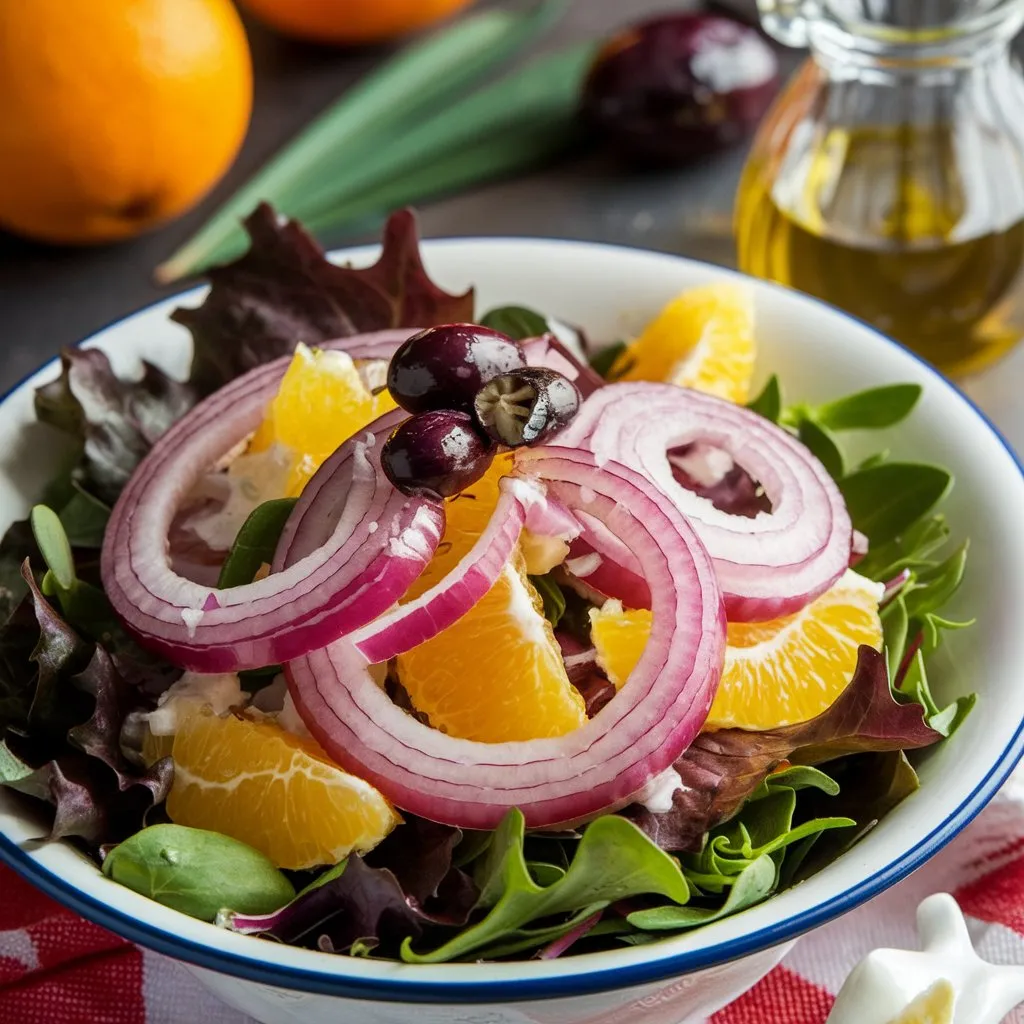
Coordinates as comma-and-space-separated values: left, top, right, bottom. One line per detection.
286, 447, 725, 830
348, 478, 535, 663
522, 334, 606, 398
557, 383, 852, 621
102, 338, 443, 672
851, 529, 870, 567
881, 567, 912, 607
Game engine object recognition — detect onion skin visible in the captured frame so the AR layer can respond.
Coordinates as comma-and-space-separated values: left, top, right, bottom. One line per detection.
102, 332, 443, 673
557, 382, 852, 621
286, 447, 725, 830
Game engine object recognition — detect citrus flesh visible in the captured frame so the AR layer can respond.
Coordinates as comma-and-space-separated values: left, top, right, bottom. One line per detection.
591, 570, 884, 731
611, 283, 756, 404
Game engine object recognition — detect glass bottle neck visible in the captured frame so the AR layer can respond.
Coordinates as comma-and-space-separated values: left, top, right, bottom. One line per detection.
808, 10, 1022, 80
759, 0, 1024, 72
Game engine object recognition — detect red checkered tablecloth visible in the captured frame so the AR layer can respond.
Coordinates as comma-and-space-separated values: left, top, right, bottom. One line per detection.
4, 773, 1024, 1024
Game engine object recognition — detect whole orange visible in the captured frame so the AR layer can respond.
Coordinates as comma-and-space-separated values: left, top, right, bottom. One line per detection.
238, 0, 476, 45
0, 0, 252, 245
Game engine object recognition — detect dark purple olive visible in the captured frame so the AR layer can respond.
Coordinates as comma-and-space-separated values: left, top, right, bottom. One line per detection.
381, 410, 494, 500
474, 368, 581, 447
387, 324, 527, 416
581, 14, 780, 167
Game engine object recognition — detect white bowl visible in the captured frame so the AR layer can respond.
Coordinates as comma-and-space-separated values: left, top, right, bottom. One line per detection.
1, 239, 1023, 1024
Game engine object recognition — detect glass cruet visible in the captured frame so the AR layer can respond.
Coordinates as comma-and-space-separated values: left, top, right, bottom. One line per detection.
734, 0, 1024, 377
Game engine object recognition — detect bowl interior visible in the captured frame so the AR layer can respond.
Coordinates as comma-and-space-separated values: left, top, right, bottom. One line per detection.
1, 237, 1022, 1001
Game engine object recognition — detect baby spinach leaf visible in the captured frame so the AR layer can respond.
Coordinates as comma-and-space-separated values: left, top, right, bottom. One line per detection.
840, 463, 951, 545
797, 418, 844, 480
746, 374, 781, 422
529, 574, 566, 628
858, 450, 890, 471
588, 341, 628, 380
478, 305, 548, 340
812, 384, 922, 432
628, 855, 777, 931
401, 810, 689, 963
217, 498, 298, 588
103, 824, 295, 921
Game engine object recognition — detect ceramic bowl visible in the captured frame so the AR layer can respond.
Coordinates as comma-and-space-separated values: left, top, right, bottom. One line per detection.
1, 239, 1023, 1024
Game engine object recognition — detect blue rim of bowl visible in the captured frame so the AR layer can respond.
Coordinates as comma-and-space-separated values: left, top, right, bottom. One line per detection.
1, 237, 1022, 1004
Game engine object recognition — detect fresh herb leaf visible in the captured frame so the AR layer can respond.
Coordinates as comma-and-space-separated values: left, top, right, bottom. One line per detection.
840, 463, 952, 546
217, 498, 298, 588
173, 205, 473, 398
746, 375, 782, 422
529, 574, 566, 628
629, 855, 776, 930
31, 505, 75, 592
104, 824, 295, 921
588, 341, 628, 380
812, 384, 922, 431
857, 514, 951, 582
858, 450, 890, 471
881, 595, 909, 683
797, 418, 844, 480
401, 811, 689, 963
479, 306, 548, 340
896, 649, 975, 738
902, 542, 968, 621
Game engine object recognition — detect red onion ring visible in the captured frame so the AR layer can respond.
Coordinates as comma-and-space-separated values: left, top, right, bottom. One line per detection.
557, 383, 852, 621
520, 334, 606, 397
348, 478, 535, 663
286, 447, 725, 830
102, 334, 443, 673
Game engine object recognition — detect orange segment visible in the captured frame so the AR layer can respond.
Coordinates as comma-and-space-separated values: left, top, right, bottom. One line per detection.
395, 456, 586, 743
591, 570, 884, 731
612, 283, 756, 404
158, 707, 399, 870
250, 343, 396, 495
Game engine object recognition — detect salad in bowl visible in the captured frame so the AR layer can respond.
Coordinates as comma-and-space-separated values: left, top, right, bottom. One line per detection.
0, 207, 977, 968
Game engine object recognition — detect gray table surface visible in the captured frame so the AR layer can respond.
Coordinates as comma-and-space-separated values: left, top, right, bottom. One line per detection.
0, 0, 1019, 447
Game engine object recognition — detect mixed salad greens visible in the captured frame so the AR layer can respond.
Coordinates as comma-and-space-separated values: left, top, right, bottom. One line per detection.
0, 206, 974, 962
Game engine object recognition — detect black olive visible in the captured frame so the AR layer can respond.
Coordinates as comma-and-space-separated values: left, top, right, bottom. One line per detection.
387, 324, 527, 416
581, 13, 780, 167
474, 368, 581, 447
380, 410, 494, 500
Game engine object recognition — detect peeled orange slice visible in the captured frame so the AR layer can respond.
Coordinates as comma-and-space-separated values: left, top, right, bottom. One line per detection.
396, 459, 586, 743
611, 283, 756, 404
591, 570, 884, 731
158, 706, 399, 870
250, 343, 396, 495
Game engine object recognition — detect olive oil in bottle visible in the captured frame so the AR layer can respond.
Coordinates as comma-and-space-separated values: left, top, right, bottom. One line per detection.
736, 121, 1024, 377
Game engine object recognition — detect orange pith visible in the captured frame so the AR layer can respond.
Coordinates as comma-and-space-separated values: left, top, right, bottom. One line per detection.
611, 283, 756, 404
249, 343, 396, 495
157, 707, 399, 870
395, 458, 586, 743
590, 570, 884, 731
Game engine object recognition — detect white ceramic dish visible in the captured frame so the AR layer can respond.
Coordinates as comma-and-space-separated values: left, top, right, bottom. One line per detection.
1, 238, 1023, 1024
